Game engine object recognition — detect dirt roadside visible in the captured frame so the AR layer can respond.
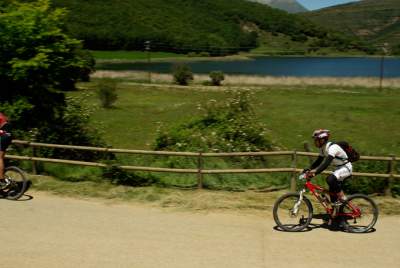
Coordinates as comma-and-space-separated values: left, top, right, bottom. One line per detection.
0, 191, 399, 268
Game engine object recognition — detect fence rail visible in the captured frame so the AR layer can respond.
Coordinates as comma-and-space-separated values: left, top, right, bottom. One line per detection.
7, 140, 399, 193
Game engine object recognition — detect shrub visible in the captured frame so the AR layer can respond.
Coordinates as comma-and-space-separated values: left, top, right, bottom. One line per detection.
199, 51, 211, 57
97, 79, 118, 108
172, 63, 194, 86
343, 159, 389, 195
202, 80, 213, 86
102, 163, 153, 186
152, 89, 277, 190
187, 52, 198, 57
209, 71, 225, 86
153, 89, 274, 153
34, 96, 107, 161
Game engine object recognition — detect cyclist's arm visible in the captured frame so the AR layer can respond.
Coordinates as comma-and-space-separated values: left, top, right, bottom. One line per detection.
314, 155, 334, 175
309, 156, 324, 170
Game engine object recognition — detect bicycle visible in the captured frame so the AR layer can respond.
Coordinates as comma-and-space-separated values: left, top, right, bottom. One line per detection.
273, 172, 379, 233
0, 166, 28, 200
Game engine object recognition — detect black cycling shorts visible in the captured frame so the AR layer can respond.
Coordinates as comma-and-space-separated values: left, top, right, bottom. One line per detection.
0, 135, 12, 152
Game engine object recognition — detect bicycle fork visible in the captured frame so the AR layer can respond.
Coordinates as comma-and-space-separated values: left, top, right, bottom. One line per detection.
291, 189, 306, 216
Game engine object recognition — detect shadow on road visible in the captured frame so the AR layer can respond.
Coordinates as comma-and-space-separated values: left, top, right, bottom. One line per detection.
0, 180, 34, 201
273, 213, 376, 234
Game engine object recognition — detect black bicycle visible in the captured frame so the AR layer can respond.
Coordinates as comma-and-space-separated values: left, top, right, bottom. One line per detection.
0, 166, 28, 200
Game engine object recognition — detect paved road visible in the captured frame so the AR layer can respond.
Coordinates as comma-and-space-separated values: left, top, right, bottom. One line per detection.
1, 191, 399, 268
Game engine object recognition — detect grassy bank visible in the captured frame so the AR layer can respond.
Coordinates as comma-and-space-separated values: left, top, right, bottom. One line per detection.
92, 71, 400, 89
29, 175, 400, 215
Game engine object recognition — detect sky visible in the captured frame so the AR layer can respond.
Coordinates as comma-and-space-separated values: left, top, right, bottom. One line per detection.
297, 0, 360, 10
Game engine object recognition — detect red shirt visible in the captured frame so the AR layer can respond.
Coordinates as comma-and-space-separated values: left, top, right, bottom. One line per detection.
0, 113, 8, 128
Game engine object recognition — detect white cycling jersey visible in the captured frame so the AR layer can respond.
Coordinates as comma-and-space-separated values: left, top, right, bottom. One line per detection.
319, 142, 352, 181
319, 142, 347, 166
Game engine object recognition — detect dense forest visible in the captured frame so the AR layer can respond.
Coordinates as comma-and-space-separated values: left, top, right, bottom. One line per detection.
50, 0, 372, 55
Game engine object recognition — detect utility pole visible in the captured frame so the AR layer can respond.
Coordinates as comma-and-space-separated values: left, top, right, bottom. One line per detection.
379, 45, 388, 91
379, 54, 384, 91
145, 41, 151, 83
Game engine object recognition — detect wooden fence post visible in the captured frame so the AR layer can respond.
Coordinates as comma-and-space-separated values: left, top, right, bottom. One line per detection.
303, 142, 313, 165
32, 146, 38, 175
385, 155, 396, 196
290, 151, 297, 192
197, 152, 204, 189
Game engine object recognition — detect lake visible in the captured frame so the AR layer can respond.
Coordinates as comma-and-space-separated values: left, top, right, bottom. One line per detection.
97, 56, 400, 78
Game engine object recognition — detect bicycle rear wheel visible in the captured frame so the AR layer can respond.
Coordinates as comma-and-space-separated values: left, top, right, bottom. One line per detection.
273, 193, 313, 232
2, 166, 28, 200
339, 194, 379, 233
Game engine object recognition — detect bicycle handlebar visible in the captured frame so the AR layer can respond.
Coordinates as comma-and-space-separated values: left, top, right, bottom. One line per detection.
298, 172, 313, 181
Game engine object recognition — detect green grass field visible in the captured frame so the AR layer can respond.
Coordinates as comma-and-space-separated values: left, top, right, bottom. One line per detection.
74, 82, 400, 156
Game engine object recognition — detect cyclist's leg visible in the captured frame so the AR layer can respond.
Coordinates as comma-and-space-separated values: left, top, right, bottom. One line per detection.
0, 135, 12, 182
325, 174, 347, 226
326, 174, 342, 203
0, 150, 5, 180
332, 164, 352, 202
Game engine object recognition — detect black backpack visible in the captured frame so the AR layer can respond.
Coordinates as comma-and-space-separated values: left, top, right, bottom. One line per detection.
331, 141, 360, 162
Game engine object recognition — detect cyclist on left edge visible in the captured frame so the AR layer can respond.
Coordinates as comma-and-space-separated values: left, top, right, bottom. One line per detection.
0, 112, 12, 189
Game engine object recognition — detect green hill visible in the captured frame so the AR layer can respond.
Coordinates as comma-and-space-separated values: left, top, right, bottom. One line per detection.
49, 0, 368, 55
306, 0, 400, 54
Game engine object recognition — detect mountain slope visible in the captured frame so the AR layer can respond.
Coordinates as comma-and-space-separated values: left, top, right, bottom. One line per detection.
249, 0, 307, 13
50, 0, 364, 55
306, 0, 400, 53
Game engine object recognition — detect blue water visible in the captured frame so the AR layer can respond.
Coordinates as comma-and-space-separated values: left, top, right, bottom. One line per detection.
97, 57, 400, 78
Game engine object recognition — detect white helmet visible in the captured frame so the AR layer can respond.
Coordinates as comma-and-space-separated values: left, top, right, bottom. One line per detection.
312, 129, 330, 140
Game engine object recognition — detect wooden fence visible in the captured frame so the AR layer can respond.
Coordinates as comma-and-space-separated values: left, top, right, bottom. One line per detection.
6, 140, 399, 193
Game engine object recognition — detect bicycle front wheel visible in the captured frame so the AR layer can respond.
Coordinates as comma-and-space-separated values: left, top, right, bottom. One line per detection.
339, 194, 379, 233
273, 193, 313, 232
3, 166, 28, 200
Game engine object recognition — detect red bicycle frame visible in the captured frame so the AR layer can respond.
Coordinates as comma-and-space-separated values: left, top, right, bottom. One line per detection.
305, 180, 333, 214
304, 179, 361, 218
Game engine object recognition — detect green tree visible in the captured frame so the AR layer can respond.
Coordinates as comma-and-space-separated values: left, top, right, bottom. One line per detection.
172, 63, 194, 86
0, 0, 100, 157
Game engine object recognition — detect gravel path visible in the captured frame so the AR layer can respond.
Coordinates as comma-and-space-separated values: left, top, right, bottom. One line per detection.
1, 191, 399, 268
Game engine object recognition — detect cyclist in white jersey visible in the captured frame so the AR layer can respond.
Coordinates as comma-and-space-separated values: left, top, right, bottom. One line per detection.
304, 129, 352, 206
